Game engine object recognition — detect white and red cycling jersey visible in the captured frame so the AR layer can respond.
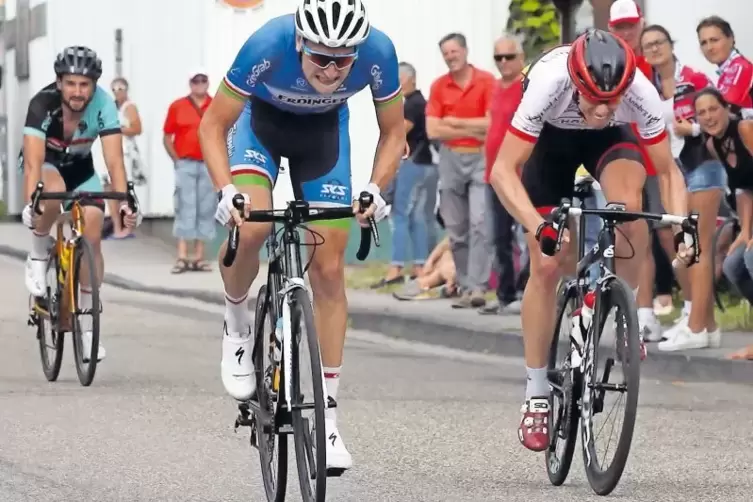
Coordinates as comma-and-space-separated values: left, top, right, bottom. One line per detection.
510, 45, 667, 146
716, 49, 753, 115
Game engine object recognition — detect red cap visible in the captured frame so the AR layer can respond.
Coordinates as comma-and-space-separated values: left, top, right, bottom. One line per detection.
609, 0, 642, 27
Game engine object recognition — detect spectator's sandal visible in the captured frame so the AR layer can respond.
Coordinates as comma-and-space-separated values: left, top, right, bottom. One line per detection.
190, 260, 212, 272
171, 259, 190, 274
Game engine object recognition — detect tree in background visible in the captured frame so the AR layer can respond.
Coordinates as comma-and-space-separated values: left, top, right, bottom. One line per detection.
506, 0, 561, 61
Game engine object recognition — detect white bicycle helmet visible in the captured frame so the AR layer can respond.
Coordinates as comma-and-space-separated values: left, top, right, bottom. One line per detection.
295, 0, 371, 48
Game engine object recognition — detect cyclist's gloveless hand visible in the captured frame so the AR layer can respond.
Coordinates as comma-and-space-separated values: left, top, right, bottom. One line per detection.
119, 202, 142, 229
215, 185, 249, 228
353, 182, 387, 228
22, 203, 35, 229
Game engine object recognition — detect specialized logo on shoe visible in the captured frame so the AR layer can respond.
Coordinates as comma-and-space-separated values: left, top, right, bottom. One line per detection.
235, 347, 245, 365
329, 432, 338, 447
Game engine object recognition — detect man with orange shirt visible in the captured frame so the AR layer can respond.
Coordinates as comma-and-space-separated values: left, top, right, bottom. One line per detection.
163, 69, 216, 273
426, 33, 496, 308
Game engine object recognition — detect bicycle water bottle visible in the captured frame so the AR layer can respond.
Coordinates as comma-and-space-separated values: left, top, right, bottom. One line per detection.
570, 291, 595, 367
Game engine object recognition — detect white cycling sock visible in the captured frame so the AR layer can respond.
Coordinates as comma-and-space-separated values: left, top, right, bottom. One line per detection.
525, 366, 549, 400
323, 366, 341, 422
637, 308, 654, 326
683, 301, 692, 316
79, 288, 93, 332
224, 292, 251, 337
31, 231, 51, 260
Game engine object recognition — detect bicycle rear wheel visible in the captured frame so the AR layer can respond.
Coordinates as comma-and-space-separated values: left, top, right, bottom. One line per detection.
289, 287, 327, 502
581, 276, 640, 496
545, 278, 582, 486
70, 237, 101, 387
36, 252, 65, 382
254, 285, 288, 502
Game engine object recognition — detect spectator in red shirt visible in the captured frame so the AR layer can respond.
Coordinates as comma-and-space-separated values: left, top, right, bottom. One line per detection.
163, 69, 216, 273
479, 35, 524, 316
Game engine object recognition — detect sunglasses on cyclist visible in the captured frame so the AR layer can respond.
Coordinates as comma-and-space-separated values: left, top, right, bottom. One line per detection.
302, 44, 358, 70
494, 53, 518, 62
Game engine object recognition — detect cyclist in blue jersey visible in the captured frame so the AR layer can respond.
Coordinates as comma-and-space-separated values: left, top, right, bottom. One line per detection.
199, 0, 404, 472
21, 46, 142, 362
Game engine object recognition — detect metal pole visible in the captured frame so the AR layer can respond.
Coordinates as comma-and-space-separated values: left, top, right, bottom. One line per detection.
0, 0, 7, 212
115, 28, 123, 78
552, 0, 585, 43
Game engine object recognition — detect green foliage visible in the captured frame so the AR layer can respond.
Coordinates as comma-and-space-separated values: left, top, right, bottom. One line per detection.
507, 0, 561, 61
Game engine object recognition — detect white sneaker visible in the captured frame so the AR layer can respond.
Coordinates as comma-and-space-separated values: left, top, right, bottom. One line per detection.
640, 315, 664, 342
657, 325, 708, 352
707, 328, 722, 349
25, 255, 48, 297
221, 324, 254, 401
659, 311, 689, 342
324, 418, 353, 472
80, 331, 106, 362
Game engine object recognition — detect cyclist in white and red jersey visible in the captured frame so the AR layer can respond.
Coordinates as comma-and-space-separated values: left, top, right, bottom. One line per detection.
489, 29, 692, 452
698, 16, 753, 117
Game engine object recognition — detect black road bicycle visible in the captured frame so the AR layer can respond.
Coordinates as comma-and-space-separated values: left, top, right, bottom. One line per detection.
27, 182, 137, 386
543, 184, 699, 496
225, 193, 379, 502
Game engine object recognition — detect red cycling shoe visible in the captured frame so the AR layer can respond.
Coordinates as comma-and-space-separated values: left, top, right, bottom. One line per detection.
518, 397, 550, 452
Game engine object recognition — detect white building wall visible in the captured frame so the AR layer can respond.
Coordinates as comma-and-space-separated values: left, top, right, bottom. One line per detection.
3, 0, 509, 216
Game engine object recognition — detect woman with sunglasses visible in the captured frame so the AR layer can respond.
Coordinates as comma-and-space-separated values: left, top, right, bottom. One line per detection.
694, 89, 753, 359
638, 25, 724, 352
106, 77, 144, 239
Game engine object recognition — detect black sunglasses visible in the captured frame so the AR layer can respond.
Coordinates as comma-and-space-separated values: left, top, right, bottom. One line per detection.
494, 53, 518, 62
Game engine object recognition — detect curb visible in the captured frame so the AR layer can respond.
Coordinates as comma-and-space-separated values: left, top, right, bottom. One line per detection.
3, 244, 753, 385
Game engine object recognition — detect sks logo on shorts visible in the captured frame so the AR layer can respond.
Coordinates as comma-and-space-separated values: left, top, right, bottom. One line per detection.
244, 148, 267, 165
247, 59, 271, 87
320, 180, 348, 201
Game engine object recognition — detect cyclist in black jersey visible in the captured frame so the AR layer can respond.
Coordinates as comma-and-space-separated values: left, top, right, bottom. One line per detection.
21, 46, 142, 363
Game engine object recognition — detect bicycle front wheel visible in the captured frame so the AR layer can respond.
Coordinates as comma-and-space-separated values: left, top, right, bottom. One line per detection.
70, 237, 101, 387
254, 285, 288, 502
581, 276, 640, 496
37, 252, 65, 382
289, 287, 327, 502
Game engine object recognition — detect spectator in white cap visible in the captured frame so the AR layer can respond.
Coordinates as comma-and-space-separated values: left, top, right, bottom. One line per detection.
162, 67, 216, 273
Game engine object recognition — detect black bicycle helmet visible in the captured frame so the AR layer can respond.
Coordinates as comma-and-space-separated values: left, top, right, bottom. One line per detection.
53, 46, 102, 80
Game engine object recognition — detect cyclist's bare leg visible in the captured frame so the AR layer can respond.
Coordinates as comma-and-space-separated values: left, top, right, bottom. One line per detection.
304, 222, 348, 396
598, 159, 648, 290
218, 181, 272, 401
33, 169, 66, 235
25, 168, 65, 297
686, 189, 721, 333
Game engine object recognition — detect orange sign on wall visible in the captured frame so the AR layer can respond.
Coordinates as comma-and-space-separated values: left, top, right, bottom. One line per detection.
219, 0, 264, 9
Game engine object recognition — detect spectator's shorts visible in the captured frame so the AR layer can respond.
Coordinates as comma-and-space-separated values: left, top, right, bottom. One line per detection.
680, 159, 727, 193
17, 156, 104, 211
521, 123, 643, 224
227, 96, 352, 228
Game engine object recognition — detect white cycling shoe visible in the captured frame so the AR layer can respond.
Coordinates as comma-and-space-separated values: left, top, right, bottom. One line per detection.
221, 324, 255, 401
25, 254, 48, 297
80, 331, 106, 362
324, 418, 353, 472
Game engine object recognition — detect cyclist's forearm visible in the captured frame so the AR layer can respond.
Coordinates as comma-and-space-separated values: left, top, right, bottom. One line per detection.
657, 163, 688, 231
369, 128, 403, 190
199, 120, 234, 190
22, 136, 45, 201
490, 163, 541, 234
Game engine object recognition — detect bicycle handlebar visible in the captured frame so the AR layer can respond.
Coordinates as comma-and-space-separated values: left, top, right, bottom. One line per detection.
543, 197, 700, 267
222, 191, 380, 268
29, 181, 139, 229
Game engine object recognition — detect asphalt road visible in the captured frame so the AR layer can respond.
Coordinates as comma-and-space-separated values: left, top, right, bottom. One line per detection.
0, 254, 751, 502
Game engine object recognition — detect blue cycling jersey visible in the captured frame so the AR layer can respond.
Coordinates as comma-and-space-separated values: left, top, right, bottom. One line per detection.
221, 14, 401, 114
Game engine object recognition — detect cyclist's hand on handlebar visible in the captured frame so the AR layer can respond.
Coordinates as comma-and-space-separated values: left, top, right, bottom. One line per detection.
215, 185, 249, 228
535, 220, 569, 257
353, 182, 387, 227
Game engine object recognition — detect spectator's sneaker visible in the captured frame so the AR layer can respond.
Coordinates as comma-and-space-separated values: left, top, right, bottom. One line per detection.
659, 311, 689, 342
392, 280, 438, 301
504, 299, 522, 314
640, 316, 664, 342
658, 326, 709, 352
518, 397, 549, 452
451, 291, 473, 308
707, 328, 722, 349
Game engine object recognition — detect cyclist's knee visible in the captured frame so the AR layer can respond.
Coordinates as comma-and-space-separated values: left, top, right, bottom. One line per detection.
308, 250, 346, 298
82, 206, 105, 248
237, 221, 273, 252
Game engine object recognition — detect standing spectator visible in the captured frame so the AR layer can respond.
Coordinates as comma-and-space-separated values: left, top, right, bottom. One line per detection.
105, 77, 145, 239
163, 69, 216, 273
426, 32, 496, 308
372, 63, 438, 288
478, 35, 524, 316
697, 16, 753, 117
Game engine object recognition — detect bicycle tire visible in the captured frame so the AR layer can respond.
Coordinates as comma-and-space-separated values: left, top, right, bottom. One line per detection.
581, 276, 640, 496
289, 287, 327, 502
254, 285, 288, 502
37, 253, 65, 382
711, 218, 737, 312
71, 237, 101, 387
545, 278, 582, 486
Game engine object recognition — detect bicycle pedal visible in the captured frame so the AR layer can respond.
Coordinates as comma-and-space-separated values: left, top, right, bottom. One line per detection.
326, 468, 346, 478
327, 396, 337, 409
